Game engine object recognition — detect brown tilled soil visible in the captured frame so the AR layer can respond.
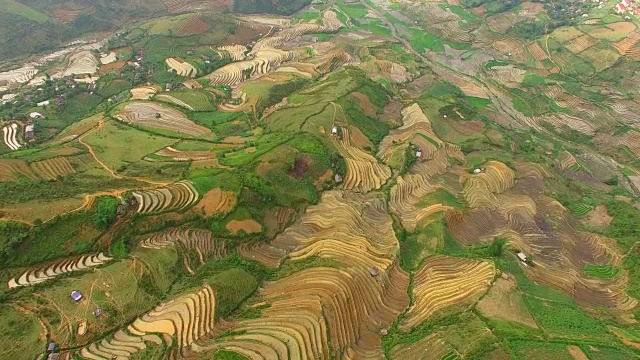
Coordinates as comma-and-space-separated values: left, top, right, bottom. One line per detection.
351, 92, 377, 117
582, 205, 612, 230
99, 61, 126, 75
381, 100, 404, 126
226, 219, 262, 235
476, 278, 538, 328
348, 126, 373, 149
195, 188, 236, 216
221, 24, 262, 46
567, 345, 589, 360
176, 16, 210, 36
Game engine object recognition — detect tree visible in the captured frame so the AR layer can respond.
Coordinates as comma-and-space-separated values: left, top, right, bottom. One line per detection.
487, 236, 508, 257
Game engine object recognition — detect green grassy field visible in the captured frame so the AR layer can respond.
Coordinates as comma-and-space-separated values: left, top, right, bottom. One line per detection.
0, 0, 49, 23
82, 120, 176, 173
583, 264, 619, 279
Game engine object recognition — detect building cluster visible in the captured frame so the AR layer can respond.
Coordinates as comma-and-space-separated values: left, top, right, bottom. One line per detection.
613, 0, 640, 14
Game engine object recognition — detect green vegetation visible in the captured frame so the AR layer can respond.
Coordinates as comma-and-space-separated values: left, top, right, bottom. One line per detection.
0, 305, 44, 360
583, 264, 619, 279
92, 196, 120, 230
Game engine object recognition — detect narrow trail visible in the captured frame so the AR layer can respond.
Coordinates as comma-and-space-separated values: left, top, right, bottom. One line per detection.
77, 120, 169, 187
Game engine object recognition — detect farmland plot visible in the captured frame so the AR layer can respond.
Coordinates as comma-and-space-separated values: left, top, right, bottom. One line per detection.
154, 146, 216, 161
30, 156, 75, 180
130, 85, 161, 100
132, 180, 199, 214
7, 253, 111, 288
100, 51, 117, 64
0, 65, 37, 86
2, 123, 21, 150
400, 255, 494, 330
73, 285, 216, 359
141, 229, 227, 273
115, 101, 210, 137
56, 50, 99, 77
335, 128, 391, 193
0, 159, 37, 181
166, 57, 198, 77
203, 10, 343, 86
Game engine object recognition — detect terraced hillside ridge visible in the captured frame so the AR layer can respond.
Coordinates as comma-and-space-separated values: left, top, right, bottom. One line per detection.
140, 228, 227, 273
166, 57, 198, 77
462, 161, 516, 209
335, 128, 391, 193
132, 180, 199, 214
0, 66, 38, 86
154, 146, 217, 161
130, 85, 161, 100
114, 102, 210, 136
273, 191, 398, 271
205, 263, 409, 359
194, 187, 236, 216
237, 242, 287, 267
218, 44, 247, 61
56, 50, 99, 77
2, 123, 21, 150
7, 253, 112, 288
202, 10, 343, 85
400, 256, 495, 330
74, 285, 216, 359
0, 159, 37, 181
30, 157, 75, 180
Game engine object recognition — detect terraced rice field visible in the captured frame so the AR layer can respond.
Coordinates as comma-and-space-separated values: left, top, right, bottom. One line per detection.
0, 66, 37, 86
30, 157, 75, 180
237, 242, 287, 267
166, 57, 198, 77
2, 123, 21, 150
218, 44, 248, 61
400, 256, 494, 330
194, 188, 236, 216
565, 35, 597, 53
208, 261, 409, 359
100, 52, 117, 64
175, 15, 211, 36
336, 128, 391, 193
57, 50, 99, 77
74, 285, 216, 359
115, 102, 210, 136
132, 180, 199, 214
0, 159, 37, 181
203, 10, 343, 86
462, 161, 516, 209
273, 191, 398, 270
141, 229, 227, 273
7, 253, 111, 288
130, 85, 160, 100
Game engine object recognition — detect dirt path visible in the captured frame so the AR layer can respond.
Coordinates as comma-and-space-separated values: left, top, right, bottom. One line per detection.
77, 121, 169, 187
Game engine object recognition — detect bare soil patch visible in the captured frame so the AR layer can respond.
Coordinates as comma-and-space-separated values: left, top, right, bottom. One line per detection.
582, 205, 612, 230
567, 345, 589, 360
352, 92, 377, 117
348, 126, 373, 149
477, 278, 538, 328
245, 146, 257, 153
226, 219, 262, 235
99, 61, 126, 75
381, 100, 404, 126
222, 24, 261, 46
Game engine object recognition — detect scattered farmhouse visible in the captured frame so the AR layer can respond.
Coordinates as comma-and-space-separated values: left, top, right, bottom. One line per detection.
70, 290, 82, 302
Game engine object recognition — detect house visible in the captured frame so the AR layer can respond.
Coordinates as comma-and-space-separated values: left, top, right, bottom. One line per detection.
368, 266, 379, 277
37, 100, 50, 107
473, 168, 482, 174
331, 125, 338, 135
517, 252, 528, 263
70, 290, 83, 302
47, 354, 59, 360
47, 342, 56, 352
25, 124, 35, 141
415, 148, 422, 158
29, 112, 44, 119
614, 0, 631, 13
94, 307, 104, 318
